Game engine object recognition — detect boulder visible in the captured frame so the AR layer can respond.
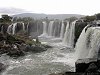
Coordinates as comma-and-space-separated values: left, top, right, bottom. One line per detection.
75, 58, 100, 73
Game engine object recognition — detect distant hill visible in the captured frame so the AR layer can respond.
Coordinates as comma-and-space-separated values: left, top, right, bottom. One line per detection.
12, 13, 85, 20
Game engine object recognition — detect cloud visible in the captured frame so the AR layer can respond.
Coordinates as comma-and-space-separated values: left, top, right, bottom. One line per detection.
0, 7, 29, 15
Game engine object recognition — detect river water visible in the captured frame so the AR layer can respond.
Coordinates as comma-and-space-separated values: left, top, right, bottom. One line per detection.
1, 37, 75, 75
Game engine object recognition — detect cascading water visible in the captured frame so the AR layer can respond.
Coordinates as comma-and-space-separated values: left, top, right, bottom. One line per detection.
7, 22, 26, 35
39, 21, 48, 37
7, 24, 12, 34
22, 22, 25, 31
62, 21, 70, 46
12, 23, 17, 35
75, 25, 100, 60
62, 20, 76, 48
60, 21, 65, 39
1, 25, 3, 33
48, 21, 54, 37
68, 20, 76, 48
27, 22, 29, 33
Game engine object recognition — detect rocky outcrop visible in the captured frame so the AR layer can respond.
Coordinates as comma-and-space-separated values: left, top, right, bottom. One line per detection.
0, 32, 48, 58
75, 58, 100, 74
74, 21, 87, 46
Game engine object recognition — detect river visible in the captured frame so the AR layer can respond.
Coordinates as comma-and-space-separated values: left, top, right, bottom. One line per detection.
1, 37, 75, 75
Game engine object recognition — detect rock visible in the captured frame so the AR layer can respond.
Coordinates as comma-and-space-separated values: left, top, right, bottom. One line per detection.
6, 44, 25, 58
74, 22, 87, 47
33, 46, 46, 52
0, 32, 47, 58
75, 58, 99, 73
85, 63, 98, 72
0, 32, 6, 41
42, 44, 52, 48
0, 63, 7, 72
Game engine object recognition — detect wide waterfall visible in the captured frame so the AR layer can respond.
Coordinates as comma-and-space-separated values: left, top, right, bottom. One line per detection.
75, 25, 100, 60
7, 22, 25, 35
1, 20, 79, 75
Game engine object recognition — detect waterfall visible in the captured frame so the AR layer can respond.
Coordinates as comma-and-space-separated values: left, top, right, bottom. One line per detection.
52, 21, 61, 37
62, 20, 76, 48
27, 22, 29, 33
62, 21, 70, 46
75, 25, 100, 60
39, 20, 61, 38
43, 21, 47, 35
12, 23, 17, 35
68, 20, 76, 47
39, 21, 48, 37
60, 21, 65, 39
7, 24, 12, 34
22, 22, 25, 31
1, 25, 3, 33
48, 21, 54, 36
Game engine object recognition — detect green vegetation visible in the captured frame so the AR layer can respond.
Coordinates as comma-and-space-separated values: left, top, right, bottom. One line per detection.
0, 15, 12, 24
13, 17, 34, 23
65, 17, 78, 22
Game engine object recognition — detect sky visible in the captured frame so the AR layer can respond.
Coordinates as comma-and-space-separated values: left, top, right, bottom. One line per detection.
0, 0, 100, 16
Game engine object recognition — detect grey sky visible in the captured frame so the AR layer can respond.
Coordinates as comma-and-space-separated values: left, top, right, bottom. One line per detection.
0, 0, 100, 15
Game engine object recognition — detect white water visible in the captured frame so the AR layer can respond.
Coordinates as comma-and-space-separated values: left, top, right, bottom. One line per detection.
62, 21, 70, 46
39, 21, 48, 37
7, 24, 12, 34
68, 21, 76, 48
7, 22, 26, 35
12, 23, 17, 35
27, 22, 29, 32
1, 25, 3, 33
1, 37, 75, 75
62, 20, 76, 48
75, 25, 100, 60
60, 21, 65, 39
22, 22, 25, 31
48, 21, 54, 37
1, 20, 79, 75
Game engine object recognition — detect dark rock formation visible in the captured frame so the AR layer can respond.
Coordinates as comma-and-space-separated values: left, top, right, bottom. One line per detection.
0, 32, 47, 58
0, 63, 7, 72
75, 58, 100, 74
74, 22, 87, 46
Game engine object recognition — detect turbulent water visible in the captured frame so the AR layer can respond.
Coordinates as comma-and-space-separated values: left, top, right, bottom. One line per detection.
1, 37, 75, 75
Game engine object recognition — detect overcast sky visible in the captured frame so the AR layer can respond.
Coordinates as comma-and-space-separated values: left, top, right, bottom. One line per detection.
0, 0, 100, 15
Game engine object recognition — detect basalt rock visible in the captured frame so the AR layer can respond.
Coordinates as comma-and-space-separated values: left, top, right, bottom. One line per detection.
75, 58, 100, 74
